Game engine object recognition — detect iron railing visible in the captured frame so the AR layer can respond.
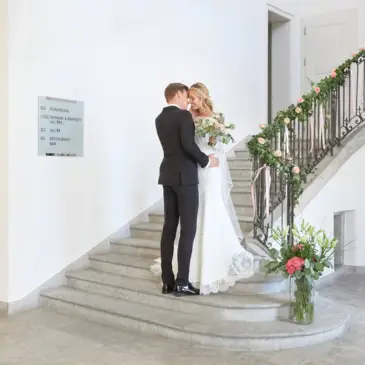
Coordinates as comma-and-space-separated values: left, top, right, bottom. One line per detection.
252, 57, 365, 249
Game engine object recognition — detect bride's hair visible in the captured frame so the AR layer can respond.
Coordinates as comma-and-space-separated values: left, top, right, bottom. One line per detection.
190, 82, 214, 112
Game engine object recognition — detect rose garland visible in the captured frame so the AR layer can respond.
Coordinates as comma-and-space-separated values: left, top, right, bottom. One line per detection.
248, 48, 365, 206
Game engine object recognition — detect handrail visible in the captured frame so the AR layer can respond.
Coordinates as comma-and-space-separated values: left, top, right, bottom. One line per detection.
248, 49, 365, 249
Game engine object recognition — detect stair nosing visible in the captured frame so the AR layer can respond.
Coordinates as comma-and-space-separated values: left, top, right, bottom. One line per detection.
42, 287, 349, 339
89, 253, 152, 269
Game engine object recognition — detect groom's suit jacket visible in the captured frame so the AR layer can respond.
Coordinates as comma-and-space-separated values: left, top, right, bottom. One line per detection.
156, 106, 209, 186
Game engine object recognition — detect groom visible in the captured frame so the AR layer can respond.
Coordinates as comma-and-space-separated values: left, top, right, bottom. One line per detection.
155, 82, 219, 296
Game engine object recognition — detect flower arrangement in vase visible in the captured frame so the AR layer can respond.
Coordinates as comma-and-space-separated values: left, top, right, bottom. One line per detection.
264, 220, 337, 324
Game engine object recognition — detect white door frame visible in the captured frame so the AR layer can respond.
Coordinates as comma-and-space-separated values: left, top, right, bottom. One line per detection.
267, 4, 293, 22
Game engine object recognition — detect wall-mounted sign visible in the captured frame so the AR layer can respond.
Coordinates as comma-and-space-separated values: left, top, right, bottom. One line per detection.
38, 96, 84, 157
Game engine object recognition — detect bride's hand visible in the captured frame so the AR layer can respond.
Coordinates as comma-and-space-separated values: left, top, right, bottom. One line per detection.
209, 136, 216, 145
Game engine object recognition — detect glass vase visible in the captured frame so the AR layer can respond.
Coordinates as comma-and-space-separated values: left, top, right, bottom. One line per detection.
290, 277, 316, 325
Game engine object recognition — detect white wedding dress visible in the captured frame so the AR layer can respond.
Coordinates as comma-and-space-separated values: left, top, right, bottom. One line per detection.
151, 115, 255, 295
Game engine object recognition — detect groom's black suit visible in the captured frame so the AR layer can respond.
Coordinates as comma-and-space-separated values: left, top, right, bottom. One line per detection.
156, 105, 209, 287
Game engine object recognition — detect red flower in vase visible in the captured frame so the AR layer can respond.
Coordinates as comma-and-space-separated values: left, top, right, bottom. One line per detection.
286, 257, 305, 275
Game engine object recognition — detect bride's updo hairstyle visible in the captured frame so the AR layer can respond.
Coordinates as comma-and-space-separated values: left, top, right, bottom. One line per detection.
190, 82, 214, 113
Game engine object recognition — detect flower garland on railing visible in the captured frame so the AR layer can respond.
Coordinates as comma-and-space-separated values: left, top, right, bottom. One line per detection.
248, 48, 365, 206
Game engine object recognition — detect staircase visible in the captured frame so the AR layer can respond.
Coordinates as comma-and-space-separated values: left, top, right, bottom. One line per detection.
41, 143, 349, 352
40, 50, 365, 353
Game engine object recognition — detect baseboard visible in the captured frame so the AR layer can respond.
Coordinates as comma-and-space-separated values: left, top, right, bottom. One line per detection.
0, 301, 8, 317
344, 265, 365, 274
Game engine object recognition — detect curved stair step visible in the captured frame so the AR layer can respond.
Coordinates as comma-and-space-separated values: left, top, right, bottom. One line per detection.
89, 252, 261, 282
41, 286, 349, 352
66, 268, 290, 321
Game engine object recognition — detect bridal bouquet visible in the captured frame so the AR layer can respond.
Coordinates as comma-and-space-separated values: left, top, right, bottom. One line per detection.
264, 220, 337, 324
195, 112, 235, 146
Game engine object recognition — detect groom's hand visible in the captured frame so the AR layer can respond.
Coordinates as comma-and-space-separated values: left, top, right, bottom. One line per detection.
208, 154, 219, 168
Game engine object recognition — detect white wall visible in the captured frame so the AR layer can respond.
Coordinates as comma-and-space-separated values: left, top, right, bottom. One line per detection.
4, 0, 269, 302
269, 0, 362, 103
0, 0, 9, 303
298, 145, 365, 267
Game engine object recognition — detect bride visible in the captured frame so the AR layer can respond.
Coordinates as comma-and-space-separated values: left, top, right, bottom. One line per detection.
151, 82, 255, 295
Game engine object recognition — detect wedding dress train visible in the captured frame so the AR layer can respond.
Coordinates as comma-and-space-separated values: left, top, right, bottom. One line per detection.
151, 132, 255, 295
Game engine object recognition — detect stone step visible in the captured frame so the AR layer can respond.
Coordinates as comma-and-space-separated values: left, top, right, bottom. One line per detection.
228, 158, 252, 169
100, 240, 279, 293
233, 149, 249, 159
65, 268, 291, 321
130, 222, 164, 241
148, 213, 165, 224
230, 168, 251, 179
41, 287, 349, 351
149, 201, 253, 223
231, 185, 251, 193
110, 237, 159, 256
236, 205, 254, 218
229, 273, 286, 294
231, 188, 252, 205
232, 177, 251, 188
131, 217, 253, 240
89, 249, 261, 280
89, 252, 155, 279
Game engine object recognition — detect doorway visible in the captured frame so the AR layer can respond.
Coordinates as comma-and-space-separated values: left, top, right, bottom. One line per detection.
333, 210, 356, 270
301, 9, 358, 93
268, 6, 292, 124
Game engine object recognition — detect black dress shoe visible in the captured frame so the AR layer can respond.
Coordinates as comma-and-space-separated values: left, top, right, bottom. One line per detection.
188, 283, 200, 295
162, 284, 175, 294
174, 283, 200, 296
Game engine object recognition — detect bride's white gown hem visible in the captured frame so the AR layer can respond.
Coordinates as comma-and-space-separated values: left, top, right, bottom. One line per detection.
151, 113, 255, 295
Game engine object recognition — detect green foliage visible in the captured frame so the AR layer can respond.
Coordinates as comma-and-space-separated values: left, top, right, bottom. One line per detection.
264, 220, 338, 283
248, 49, 365, 205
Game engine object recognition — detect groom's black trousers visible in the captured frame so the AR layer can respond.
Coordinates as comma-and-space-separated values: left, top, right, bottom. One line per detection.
160, 185, 199, 287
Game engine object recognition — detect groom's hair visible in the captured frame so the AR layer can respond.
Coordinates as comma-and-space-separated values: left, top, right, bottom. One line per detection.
164, 83, 189, 102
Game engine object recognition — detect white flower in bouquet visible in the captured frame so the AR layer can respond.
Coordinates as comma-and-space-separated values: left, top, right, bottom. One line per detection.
195, 112, 235, 146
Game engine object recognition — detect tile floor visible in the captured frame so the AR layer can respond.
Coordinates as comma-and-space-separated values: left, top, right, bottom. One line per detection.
1, 273, 364, 365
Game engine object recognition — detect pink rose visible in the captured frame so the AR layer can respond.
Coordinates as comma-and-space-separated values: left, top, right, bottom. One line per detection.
286, 256, 305, 275
292, 166, 300, 174
273, 150, 282, 157
352, 52, 357, 57
314, 87, 320, 94
298, 97, 304, 103
259, 124, 266, 129
292, 244, 304, 252
257, 137, 266, 145
360, 47, 365, 51
330, 70, 337, 78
